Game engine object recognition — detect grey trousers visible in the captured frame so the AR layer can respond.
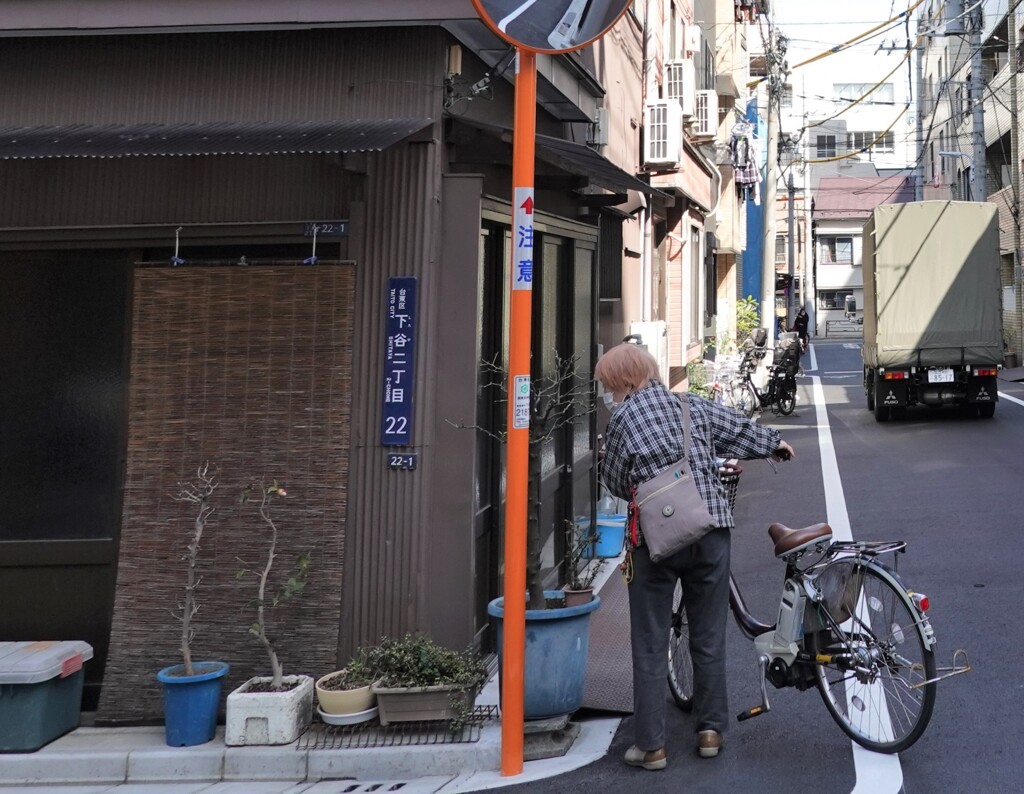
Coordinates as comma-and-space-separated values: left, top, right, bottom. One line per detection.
627, 527, 731, 751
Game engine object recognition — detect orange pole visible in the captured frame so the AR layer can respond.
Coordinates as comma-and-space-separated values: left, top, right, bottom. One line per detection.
501, 46, 536, 778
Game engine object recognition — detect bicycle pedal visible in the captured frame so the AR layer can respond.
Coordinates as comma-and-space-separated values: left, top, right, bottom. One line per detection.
736, 705, 768, 722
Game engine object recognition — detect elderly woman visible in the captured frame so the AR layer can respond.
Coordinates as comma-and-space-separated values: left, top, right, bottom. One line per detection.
595, 343, 794, 771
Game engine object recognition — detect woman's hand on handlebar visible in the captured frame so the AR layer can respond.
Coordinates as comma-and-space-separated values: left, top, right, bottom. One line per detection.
771, 440, 796, 462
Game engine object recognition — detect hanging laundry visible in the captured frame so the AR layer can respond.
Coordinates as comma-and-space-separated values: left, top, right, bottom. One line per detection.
731, 124, 759, 198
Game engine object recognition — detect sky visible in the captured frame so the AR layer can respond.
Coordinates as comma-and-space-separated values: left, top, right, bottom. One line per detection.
773, 0, 921, 72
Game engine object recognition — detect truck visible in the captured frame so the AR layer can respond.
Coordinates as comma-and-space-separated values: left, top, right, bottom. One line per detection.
861, 200, 1002, 421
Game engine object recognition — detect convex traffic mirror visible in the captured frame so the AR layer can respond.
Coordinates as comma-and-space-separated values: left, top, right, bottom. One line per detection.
471, 0, 632, 53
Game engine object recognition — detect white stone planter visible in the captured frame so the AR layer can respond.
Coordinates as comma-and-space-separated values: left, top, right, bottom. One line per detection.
225, 674, 314, 746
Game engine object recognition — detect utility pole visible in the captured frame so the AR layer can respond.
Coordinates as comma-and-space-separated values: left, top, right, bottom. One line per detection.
787, 170, 796, 323
1011, 2, 1022, 357
970, 2, 986, 200
762, 30, 787, 345
915, 21, 925, 201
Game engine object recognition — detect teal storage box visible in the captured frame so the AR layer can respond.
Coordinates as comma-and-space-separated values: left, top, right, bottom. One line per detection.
0, 640, 93, 753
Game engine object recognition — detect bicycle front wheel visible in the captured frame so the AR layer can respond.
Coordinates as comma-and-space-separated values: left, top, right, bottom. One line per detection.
810, 561, 936, 753
667, 581, 694, 711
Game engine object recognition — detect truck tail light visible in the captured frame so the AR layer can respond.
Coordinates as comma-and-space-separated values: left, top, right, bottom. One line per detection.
973, 368, 997, 377
883, 371, 907, 380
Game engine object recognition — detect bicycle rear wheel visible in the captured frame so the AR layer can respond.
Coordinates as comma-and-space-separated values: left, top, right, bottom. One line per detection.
778, 383, 796, 415
810, 561, 936, 753
732, 382, 757, 418
667, 581, 694, 711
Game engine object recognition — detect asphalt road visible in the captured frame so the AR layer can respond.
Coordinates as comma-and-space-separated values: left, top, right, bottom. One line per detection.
501, 338, 1023, 794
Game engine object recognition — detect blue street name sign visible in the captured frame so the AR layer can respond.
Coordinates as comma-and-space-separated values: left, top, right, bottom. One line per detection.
380, 276, 418, 447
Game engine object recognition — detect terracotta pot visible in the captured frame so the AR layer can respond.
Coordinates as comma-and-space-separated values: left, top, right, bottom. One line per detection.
563, 587, 594, 607
315, 670, 376, 715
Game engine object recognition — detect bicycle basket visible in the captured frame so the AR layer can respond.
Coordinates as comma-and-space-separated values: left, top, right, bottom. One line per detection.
718, 466, 741, 513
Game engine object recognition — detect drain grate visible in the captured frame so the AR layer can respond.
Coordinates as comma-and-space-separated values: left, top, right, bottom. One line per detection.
299, 705, 498, 750
303, 778, 455, 793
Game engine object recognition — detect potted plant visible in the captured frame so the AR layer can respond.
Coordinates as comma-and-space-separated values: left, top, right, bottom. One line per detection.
225, 480, 314, 746
563, 519, 604, 607
353, 634, 487, 731
314, 664, 378, 724
480, 353, 602, 722
156, 463, 230, 747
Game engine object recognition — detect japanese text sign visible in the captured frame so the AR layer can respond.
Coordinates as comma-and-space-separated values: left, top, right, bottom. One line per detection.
381, 276, 418, 446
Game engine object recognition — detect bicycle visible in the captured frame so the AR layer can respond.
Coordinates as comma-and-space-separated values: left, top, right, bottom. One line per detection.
733, 341, 798, 418
667, 464, 968, 754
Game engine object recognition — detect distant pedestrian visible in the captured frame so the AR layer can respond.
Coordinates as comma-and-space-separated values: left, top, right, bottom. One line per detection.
792, 308, 809, 353
595, 343, 795, 771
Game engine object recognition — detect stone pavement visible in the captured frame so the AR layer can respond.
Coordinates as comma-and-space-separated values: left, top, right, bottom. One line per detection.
0, 565, 625, 793
0, 678, 619, 794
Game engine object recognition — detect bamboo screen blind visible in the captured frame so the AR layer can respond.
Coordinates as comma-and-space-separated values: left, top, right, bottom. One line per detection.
98, 263, 354, 722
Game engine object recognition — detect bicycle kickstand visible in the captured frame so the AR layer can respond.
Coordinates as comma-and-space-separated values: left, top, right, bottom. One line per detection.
737, 654, 772, 722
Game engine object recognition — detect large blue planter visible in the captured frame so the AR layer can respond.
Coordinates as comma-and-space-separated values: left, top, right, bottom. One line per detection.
487, 590, 601, 720
156, 661, 229, 747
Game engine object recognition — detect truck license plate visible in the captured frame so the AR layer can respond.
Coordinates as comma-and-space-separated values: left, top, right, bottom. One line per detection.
928, 368, 954, 383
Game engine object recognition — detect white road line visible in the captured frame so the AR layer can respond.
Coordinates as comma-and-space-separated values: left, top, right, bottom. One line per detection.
811, 376, 903, 793
998, 391, 1024, 407
497, 0, 540, 31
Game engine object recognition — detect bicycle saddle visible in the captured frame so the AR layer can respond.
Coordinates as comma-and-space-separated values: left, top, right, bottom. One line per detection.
768, 522, 833, 558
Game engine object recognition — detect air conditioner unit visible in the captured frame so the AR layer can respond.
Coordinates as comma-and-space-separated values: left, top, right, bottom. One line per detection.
693, 90, 718, 138
629, 321, 669, 382
664, 60, 696, 118
644, 100, 683, 165
683, 24, 702, 57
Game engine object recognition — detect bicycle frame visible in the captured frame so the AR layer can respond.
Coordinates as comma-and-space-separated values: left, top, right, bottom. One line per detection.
669, 470, 962, 753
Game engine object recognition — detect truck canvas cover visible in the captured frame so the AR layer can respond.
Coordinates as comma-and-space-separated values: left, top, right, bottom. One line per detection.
862, 201, 1003, 368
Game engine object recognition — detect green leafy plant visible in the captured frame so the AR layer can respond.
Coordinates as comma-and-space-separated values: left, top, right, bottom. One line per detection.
686, 361, 714, 399
736, 296, 761, 344
348, 634, 488, 730
236, 479, 312, 691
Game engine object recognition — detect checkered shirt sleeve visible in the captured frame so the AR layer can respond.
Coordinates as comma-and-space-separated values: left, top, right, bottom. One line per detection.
600, 384, 781, 529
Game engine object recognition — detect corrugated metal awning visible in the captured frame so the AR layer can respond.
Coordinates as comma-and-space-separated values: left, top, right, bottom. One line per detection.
0, 119, 435, 159
454, 118, 665, 198
534, 133, 667, 197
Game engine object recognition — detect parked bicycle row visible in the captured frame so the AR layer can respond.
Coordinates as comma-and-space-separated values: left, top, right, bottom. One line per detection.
706, 329, 803, 417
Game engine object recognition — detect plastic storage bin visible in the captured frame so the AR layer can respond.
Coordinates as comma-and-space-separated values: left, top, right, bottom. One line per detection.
0, 640, 93, 753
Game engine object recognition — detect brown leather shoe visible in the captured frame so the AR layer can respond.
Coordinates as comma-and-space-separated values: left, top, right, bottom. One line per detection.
698, 730, 723, 758
624, 745, 667, 770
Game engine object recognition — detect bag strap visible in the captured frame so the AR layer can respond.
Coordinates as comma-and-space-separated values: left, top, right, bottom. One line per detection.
676, 392, 692, 464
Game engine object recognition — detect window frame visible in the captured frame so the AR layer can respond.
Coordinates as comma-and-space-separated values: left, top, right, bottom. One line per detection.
816, 134, 837, 158
819, 235, 854, 265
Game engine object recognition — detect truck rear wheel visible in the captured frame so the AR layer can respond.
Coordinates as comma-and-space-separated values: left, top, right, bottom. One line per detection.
866, 370, 876, 412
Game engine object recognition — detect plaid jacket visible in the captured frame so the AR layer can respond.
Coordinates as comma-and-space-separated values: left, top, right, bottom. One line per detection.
601, 382, 781, 529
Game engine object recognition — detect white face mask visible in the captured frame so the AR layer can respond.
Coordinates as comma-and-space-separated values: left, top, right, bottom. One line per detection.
602, 392, 623, 412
